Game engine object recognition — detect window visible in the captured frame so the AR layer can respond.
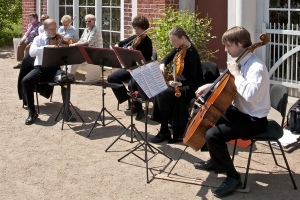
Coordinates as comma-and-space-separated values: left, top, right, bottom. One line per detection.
102, 0, 121, 48
79, 0, 96, 36
269, 0, 300, 29
59, 0, 74, 26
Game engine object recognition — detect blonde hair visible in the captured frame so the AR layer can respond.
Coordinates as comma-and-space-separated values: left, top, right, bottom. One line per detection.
61, 15, 72, 24
85, 14, 96, 21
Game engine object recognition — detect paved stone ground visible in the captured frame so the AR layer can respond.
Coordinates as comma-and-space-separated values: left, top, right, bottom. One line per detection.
1, 46, 300, 199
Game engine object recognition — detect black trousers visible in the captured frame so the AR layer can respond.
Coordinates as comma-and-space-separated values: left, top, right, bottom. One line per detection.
152, 86, 191, 139
107, 68, 141, 110
21, 66, 69, 113
206, 106, 268, 173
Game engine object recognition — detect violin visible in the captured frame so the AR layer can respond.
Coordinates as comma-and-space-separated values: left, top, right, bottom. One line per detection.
172, 45, 187, 97
49, 33, 73, 47
125, 27, 152, 49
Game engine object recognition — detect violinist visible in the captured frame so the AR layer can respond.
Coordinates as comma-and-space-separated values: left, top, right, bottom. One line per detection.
150, 26, 203, 143
193, 26, 270, 197
22, 19, 76, 125
107, 15, 153, 120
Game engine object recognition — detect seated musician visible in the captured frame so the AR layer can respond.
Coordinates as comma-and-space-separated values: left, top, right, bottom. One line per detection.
150, 26, 203, 143
58, 15, 80, 74
193, 26, 270, 197
22, 19, 76, 125
69, 14, 102, 47
107, 15, 153, 120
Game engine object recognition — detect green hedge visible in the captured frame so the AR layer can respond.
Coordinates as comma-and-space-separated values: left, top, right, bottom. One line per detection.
0, 23, 22, 46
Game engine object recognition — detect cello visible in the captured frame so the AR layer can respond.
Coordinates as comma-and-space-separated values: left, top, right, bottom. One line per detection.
183, 34, 269, 151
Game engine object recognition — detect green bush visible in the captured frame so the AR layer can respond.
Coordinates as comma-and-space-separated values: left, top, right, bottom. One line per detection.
149, 6, 218, 69
0, 0, 22, 46
0, 23, 22, 46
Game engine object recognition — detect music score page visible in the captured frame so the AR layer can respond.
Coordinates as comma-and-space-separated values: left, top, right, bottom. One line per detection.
130, 61, 167, 98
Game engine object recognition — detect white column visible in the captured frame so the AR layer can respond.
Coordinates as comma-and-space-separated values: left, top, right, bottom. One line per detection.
235, 0, 256, 44
179, 0, 195, 11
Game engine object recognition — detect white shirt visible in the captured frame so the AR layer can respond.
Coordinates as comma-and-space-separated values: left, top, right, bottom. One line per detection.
233, 52, 271, 118
38, 25, 45, 35
29, 33, 49, 66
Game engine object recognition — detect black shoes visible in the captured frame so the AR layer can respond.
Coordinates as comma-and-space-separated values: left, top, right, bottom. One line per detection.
149, 131, 171, 143
168, 137, 183, 144
135, 109, 145, 120
213, 176, 242, 197
25, 111, 38, 125
193, 159, 214, 171
13, 63, 21, 69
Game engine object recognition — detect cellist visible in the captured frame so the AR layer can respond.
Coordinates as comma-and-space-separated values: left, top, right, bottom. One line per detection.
193, 26, 271, 197
150, 26, 203, 143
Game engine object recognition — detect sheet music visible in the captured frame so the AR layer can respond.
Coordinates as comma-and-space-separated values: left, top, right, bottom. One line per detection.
130, 61, 168, 98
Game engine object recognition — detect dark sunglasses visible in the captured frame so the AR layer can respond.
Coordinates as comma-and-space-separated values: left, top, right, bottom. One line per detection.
85, 20, 92, 23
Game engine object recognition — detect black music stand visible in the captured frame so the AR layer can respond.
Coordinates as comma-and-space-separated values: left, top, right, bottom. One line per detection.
78, 46, 126, 137
105, 47, 147, 151
42, 46, 85, 130
111, 48, 172, 182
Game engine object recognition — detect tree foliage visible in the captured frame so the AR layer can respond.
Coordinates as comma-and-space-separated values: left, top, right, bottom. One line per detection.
149, 6, 218, 63
0, 0, 22, 46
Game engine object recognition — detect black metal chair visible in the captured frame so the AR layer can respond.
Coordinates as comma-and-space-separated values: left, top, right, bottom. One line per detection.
232, 84, 297, 190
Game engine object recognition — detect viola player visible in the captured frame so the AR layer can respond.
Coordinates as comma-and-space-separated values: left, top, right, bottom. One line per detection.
193, 26, 270, 197
107, 15, 153, 120
22, 19, 76, 125
150, 26, 203, 143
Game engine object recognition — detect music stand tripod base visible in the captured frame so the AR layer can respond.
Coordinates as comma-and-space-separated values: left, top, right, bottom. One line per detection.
42, 47, 86, 130
117, 100, 172, 183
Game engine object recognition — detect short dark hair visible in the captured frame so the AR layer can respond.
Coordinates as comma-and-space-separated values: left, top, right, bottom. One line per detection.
222, 26, 252, 48
29, 12, 39, 21
132, 15, 149, 30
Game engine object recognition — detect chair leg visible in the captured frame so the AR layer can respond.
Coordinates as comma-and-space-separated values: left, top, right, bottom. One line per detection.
232, 139, 238, 162
268, 141, 279, 165
277, 141, 298, 190
35, 85, 40, 113
50, 86, 54, 102
243, 140, 255, 189
117, 102, 120, 110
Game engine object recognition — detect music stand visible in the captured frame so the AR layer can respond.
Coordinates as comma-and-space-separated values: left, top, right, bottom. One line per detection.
42, 46, 85, 130
111, 48, 172, 182
78, 46, 126, 137
104, 47, 147, 151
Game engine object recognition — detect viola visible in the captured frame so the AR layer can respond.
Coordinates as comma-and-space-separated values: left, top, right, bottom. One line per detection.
49, 34, 73, 47
172, 45, 187, 97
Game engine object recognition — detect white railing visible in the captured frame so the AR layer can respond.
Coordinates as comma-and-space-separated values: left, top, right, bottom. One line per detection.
262, 23, 300, 97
